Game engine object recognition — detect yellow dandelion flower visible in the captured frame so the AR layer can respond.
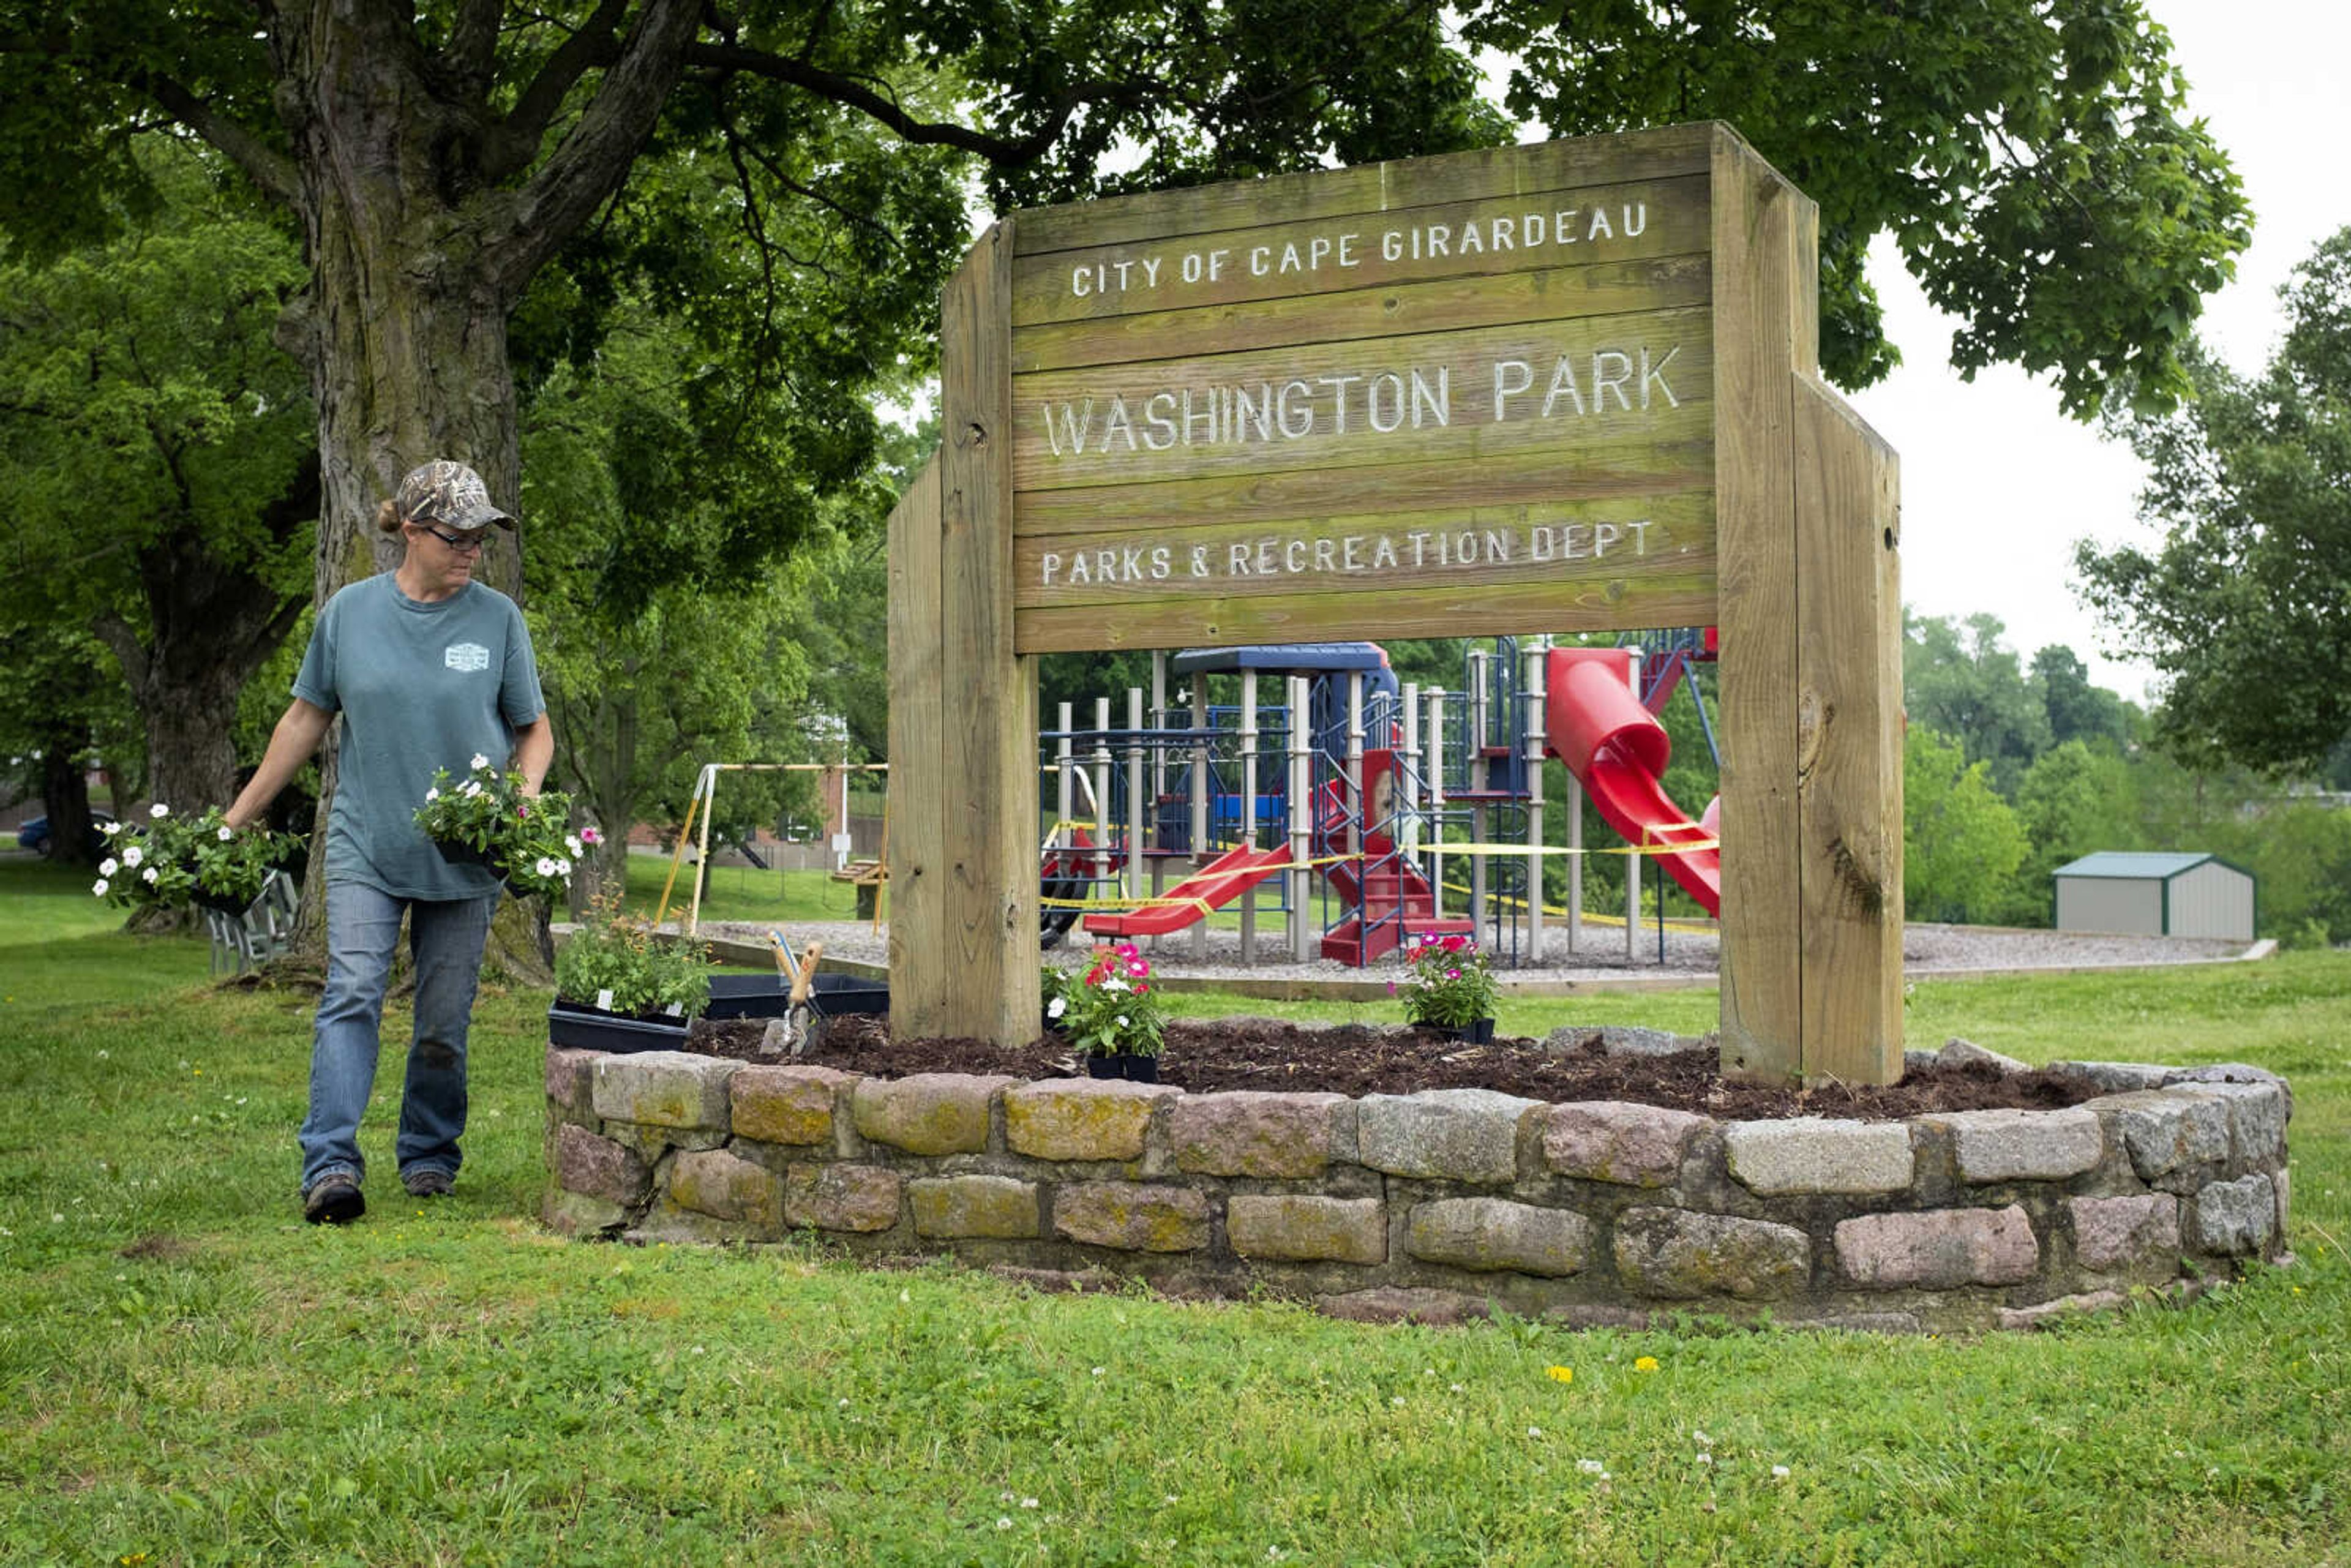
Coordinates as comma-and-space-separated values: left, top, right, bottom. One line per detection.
1634, 1356, 1659, 1373
1546, 1365, 1574, 1385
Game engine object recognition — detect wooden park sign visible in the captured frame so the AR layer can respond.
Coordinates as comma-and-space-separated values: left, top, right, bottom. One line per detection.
888, 122, 1904, 1085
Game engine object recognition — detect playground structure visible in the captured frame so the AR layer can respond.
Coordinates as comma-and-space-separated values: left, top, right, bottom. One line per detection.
1037, 634, 1725, 968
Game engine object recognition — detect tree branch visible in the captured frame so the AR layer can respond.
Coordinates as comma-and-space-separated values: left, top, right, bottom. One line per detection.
127, 69, 301, 208
89, 608, 151, 696
482, 0, 637, 182
683, 41, 1134, 166
491, 0, 702, 298
446, 0, 506, 89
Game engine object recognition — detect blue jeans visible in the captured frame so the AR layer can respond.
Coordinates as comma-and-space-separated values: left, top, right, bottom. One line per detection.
299, 880, 498, 1195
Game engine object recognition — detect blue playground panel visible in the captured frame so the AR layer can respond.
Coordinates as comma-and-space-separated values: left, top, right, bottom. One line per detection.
1156, 792, 1284, 853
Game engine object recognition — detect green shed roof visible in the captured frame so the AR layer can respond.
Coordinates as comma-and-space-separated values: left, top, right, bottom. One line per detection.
2052, 852, 2228, 881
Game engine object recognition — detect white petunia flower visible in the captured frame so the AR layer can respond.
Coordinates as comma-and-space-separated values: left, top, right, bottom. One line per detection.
470, 753, 490, 770
122, 846, 143, 868
1046, 996, 1067, 1019
565, 835, 582, 857
535, 857, 558, 877
150, 802, 169, 819
92, 878, 109, 896
142, 867, 158, 883
217, 826, 233, 841
99, 858, 118, 876
425, 787, 440, 801
462, 781, 482, 797
1101, 975, 1128, 993
1115, 1016, 1129, 1029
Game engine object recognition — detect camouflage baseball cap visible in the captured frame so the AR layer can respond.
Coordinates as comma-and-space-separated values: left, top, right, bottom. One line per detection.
394, 460, 514, 533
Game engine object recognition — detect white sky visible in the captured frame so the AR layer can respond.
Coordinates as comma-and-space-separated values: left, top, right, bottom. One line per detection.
1845, 0, 2350, 703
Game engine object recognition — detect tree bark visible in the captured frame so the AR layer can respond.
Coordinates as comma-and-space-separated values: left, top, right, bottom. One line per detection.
230, 2, 696, 983
37, 743, 96, 868
91, 491, 311, 813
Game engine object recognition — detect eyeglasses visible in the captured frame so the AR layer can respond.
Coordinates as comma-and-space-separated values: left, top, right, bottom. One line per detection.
413, 522, 490, 554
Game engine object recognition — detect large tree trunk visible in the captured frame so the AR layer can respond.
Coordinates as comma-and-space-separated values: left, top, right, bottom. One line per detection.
269, 30, 537, 981
37, 744, 96, 869
249, 1, 694, 985
91, 498, 310, 813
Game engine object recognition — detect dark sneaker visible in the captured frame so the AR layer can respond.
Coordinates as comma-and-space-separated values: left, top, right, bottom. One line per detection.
402, 1167, 455, 1198
302, 1176, 365, 1225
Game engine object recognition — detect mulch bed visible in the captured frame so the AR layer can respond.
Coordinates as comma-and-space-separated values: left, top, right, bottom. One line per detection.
684, 1013, 2096, 1122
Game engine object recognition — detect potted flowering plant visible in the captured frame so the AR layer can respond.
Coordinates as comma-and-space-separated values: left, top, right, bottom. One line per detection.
549, 894, 716, 1051
1045, 942, 1169, 1081
92, 804, 299, 915
1395, 932, 1500, 1042
413, 755, 594, 901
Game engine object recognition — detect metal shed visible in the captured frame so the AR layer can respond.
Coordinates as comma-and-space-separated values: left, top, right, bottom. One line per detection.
2052, 852, 2257, 942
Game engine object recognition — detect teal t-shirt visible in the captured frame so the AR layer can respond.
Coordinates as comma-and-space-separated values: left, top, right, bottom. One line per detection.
293, 574, 547, 899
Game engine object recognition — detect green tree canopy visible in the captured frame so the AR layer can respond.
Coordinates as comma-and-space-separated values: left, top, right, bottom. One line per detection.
2081, 225, 2351, 776
0, 144, 314, 811
1903, 725, 2028, 926
2031, 645, 2135, 751
1903, 612, 2053, 792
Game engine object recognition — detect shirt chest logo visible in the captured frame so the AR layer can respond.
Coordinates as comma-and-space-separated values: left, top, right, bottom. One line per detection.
444, 642, 491, 673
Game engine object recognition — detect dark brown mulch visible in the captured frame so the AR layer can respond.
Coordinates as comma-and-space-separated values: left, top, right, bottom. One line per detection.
683, 1013, 2095, 1122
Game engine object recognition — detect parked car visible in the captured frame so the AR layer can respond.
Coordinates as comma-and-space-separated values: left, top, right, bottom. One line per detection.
17, 809, 114, 858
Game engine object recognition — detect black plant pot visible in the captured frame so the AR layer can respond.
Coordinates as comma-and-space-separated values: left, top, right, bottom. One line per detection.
177, 858, 256, 917
433, 839, 498, 869
190, 887, 253, 917
1085, 1052, 1160, 1082
547, 998, 692, 1053
1436, 1018, 1496, 1044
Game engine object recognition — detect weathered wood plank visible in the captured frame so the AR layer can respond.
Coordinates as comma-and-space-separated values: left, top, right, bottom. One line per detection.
1013, 253, 1712, 375
1011, 177, 1712, 331
1012, 124, 1717, 255
1012, 309, 1714, 492
1015, 574, 1720, 654
931, 224, 1038, 1045
884, 458, 945, 1032
1709, 126, 1807, 1084
1013, 490, 1715, 610
1794, 375, 1903, 1084
1015, 440, 1715, 536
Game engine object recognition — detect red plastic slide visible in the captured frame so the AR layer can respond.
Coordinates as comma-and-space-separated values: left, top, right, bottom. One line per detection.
1543, 647, 1721, 917
1082, 844, 1296, 938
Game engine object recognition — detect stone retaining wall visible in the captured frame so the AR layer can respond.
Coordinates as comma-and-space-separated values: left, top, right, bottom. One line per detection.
542, 1039, 2292, 1334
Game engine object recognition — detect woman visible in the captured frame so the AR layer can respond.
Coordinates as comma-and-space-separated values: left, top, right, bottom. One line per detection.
227, 460, 553, 1224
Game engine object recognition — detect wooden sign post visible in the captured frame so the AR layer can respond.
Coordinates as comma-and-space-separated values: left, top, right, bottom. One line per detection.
889, 122, 1903, 1084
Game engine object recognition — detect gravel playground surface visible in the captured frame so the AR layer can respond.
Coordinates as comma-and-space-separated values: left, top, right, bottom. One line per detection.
697, 916, 2257, 992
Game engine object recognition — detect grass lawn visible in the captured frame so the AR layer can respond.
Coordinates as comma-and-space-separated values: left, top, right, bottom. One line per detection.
2, 850, 2345, 1566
